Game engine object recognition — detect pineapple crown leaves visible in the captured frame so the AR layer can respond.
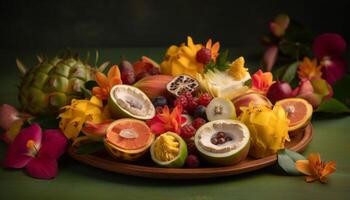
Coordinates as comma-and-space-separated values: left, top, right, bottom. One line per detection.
204, 49, 230, 72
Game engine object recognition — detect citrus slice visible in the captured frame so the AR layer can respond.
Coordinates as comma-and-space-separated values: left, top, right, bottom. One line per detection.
104, 118, 155, 161
275, 98, 313, 132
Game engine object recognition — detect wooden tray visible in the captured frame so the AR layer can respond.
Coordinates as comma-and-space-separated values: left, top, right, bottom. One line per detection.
68, 123, 313, 179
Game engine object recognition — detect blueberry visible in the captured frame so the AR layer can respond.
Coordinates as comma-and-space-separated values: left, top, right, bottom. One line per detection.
193, 105, 207, 119
152, 96, 168, 107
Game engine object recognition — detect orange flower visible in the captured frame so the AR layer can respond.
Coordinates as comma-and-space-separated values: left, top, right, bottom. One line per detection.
147, 105, 185, 135
206, 39, 220, 62
92, 65, 122, 100
298, 57, 322, 80
295, 153, 336, 183
251, 69, 274, 94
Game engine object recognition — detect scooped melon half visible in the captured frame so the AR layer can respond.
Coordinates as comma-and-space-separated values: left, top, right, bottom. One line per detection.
108, 85, 155, 120
104, 118, 155, 161
194, 119, 250, 166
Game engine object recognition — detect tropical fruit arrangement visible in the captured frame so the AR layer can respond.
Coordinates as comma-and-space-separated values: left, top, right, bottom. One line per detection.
1, 35, 323, 178
1, 14, 345, 182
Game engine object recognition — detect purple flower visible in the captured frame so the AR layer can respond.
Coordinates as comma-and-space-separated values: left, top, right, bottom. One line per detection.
3, 124, 67, 179
313, 33, 347, 84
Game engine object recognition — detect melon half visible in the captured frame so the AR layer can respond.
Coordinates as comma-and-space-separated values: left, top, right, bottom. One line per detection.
194, 119, 250, 166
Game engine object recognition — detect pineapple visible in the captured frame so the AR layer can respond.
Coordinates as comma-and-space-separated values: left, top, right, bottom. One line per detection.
17, 55, 100, 116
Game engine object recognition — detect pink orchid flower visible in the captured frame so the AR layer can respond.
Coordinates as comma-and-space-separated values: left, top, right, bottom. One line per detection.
313, 33, 347, 84
292, 78, 333, 108
3, 124, 67, 179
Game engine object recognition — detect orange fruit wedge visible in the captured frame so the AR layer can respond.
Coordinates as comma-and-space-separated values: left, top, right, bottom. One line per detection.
275, 98, 313, 132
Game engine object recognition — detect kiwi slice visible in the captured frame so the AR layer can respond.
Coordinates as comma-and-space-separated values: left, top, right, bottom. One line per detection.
205, 97, 236, 121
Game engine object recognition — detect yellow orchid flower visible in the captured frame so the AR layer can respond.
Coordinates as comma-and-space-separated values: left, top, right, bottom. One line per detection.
227, 57, 249, 80
298, 57, 322, 80
239, 103, 290, 158
160, 36, 220, 78
59, 96, 105, 139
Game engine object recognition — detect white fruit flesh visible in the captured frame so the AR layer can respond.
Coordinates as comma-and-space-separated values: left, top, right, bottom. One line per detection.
195, 120, 250, 158
206, 98, 236, 121
110, 85, 155, 119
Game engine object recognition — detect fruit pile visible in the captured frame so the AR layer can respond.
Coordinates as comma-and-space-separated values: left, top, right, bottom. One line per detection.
1, 36, 316, 177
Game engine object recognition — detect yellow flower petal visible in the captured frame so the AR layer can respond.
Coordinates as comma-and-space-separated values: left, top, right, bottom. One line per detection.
62, 117, 85, 139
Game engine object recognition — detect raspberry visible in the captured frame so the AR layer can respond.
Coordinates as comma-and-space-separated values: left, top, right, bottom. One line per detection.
192, 117, 206, 129
183, 91, 194, 101
196, 48, 212, 65
174, 95, 188, 109
180, 124, 196, 138
186, 140, 198, 155
186, 154, 200, 168
187, 97, 198, 112
198, 93, 213, 106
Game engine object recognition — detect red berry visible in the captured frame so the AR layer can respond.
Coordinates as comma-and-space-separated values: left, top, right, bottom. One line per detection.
198, 93, 213, 106
186, 141, 198, 155
186, 154, 200, 168
183, 91, 194, 101
174, 95, 188, 109
196, 48, 212, 64
180, 124, 196, 138
187, 97, 198, 112
192, 117, 206, 129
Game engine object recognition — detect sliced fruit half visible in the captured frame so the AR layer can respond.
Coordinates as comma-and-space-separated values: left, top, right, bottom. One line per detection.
150, 132, 188, 168
194, 119, 250, 166
206, 97, 236, 121
166, 75, 199, 96
275, 98, 313, 136
108, 85, 155, 120
104, 118, 155, 161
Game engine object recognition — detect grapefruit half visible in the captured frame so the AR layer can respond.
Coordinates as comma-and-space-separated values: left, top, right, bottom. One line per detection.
275, 98, 313, 132
104, 118, 155, 161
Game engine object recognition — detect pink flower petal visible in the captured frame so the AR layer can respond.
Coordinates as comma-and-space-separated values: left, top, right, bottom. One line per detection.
263, 46, 278, 71
25, 157, 57, 179
38, 129, 67, 159
321, 57, 346, 85
149, 122, 166, 135
313, 33, 346, 59
3, 124, 42, 168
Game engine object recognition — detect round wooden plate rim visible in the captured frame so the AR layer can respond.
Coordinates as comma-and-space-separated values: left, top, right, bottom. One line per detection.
68, 124, 313, 179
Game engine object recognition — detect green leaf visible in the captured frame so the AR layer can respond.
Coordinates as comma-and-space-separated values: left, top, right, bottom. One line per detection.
27, 116, 60, 129
204, 60, 216, 72
216, 49, 228, 67
316, 98, 350, 113
81, 87, 92, 99
76, 142, 105, 155
272, 64, 287, 80
84, 80, 98, 90
281, 61, 299, 83
332, 75, 350, 106
277, 149, 306, 175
